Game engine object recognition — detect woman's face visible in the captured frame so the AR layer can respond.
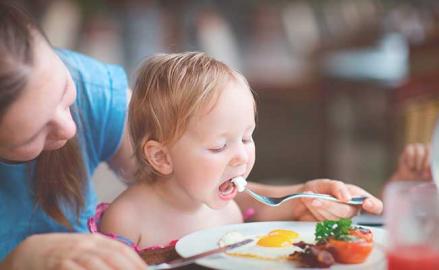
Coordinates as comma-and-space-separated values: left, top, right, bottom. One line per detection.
0, 36, 77, 162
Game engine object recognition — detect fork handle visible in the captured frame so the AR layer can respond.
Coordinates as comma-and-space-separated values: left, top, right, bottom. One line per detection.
284, 193, 366, 205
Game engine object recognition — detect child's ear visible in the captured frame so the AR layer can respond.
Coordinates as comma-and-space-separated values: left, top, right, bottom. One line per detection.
143, 140, 173, 175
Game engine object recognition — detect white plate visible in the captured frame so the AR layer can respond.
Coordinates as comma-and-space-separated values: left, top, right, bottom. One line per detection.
176, 221, 387, 270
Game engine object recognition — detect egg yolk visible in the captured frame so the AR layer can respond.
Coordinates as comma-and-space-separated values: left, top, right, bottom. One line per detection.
256, 229, 299, 247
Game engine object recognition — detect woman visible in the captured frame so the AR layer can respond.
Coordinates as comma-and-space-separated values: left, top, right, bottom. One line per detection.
0, 3, 145, 269
0, 3, 382, 270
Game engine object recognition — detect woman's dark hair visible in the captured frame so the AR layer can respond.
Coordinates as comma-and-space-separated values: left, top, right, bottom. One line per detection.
0, 2, 86, 229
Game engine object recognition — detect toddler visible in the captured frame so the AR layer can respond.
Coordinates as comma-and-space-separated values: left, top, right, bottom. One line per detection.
89, 52, 382, 251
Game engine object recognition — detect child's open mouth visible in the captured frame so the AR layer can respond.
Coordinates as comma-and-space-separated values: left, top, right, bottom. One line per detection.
218, 179, 237, 200
218, 177, 247, 200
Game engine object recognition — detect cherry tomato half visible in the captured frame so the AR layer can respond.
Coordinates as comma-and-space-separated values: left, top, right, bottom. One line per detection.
326, 228, 373, 264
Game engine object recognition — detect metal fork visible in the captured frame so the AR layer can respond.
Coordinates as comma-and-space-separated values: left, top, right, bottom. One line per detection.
245, 188, 367, 207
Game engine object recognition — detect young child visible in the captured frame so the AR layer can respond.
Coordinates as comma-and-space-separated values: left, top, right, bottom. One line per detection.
89, 52, 382, 251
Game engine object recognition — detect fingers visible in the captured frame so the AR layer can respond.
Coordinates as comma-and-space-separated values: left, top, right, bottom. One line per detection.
65, 234, 145, 270
402, 143, 430, 172
300, 190, 357, 221
346, 185, 383, 215
331, 181, 352, 202
392, 143, 433, 181
303, 198, 359, 221
307, 179, 352, 202
300, 198, 327, 221
402, 144, 416, 170
402, 144, 420, 170
87, 248, 141, 270
422, 144, 431, 174
362, 197, 383, 215
75, 253, 112, 270
297, 212, 320, 222
57, 261, 87, 270
15, 233, 147, 270
301, 179, 355, 220
94, 235, 145, 270
414, 143, 427, 171
300, 180, 384, 220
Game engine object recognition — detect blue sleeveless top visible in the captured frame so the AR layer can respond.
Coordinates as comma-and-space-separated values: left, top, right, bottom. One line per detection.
0, 49, 128, 260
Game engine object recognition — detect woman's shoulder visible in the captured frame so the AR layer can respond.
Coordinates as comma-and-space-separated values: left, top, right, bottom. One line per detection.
56, 49, 128, 164
55, 48, 127, 91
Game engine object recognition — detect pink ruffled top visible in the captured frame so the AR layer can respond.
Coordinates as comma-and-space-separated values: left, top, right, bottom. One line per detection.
87, 202, 255, 252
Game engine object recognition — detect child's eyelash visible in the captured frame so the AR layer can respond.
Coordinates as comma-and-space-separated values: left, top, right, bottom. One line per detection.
209, 144, 227, 153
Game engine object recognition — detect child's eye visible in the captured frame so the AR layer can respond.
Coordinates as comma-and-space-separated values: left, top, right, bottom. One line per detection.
209, 144, 227, 153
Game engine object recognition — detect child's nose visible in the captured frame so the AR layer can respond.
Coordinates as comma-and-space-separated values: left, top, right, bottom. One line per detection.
230, 144, 249, 167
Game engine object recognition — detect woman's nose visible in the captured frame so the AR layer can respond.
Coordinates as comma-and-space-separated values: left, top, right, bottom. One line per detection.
49, 107, 77, 140
229, 143, 249, 167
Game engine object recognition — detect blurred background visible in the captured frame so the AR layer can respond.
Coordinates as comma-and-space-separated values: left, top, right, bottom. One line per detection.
15, 0, 439, 201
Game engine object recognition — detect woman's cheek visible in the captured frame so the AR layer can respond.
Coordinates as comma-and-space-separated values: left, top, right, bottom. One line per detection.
14, 141, 45, 161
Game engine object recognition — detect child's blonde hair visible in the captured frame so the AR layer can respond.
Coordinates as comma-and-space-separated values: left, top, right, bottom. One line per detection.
129, 52, 253, 180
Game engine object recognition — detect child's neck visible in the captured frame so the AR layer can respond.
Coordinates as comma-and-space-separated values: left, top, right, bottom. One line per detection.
149, 176, 204, 212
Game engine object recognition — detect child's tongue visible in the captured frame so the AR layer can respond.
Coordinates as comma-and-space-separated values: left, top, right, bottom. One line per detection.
219, 180, 234, 195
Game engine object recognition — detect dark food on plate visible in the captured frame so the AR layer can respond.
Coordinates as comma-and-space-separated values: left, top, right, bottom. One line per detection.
289, 241, 335, 268
288, 218, 373, 268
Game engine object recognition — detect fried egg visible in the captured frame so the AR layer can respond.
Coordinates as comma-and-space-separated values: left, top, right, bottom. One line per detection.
218, 229, 301, 261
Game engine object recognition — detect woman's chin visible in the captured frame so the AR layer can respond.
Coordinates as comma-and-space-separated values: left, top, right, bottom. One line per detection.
44, 140, 68, 151
0, 140, 67, 163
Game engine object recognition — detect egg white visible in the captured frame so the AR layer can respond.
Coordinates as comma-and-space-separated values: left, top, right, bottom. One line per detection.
218, 231, 302, 261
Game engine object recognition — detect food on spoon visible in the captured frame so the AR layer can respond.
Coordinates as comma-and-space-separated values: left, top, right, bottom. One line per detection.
289, 218, 373, 267
231, 176, 247, 192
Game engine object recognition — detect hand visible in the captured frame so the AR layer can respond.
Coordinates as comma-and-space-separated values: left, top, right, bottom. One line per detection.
238, 180, 383, 222
390, 143, 432, 182
293, 179, 383, 221
1, 233, 146, 270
